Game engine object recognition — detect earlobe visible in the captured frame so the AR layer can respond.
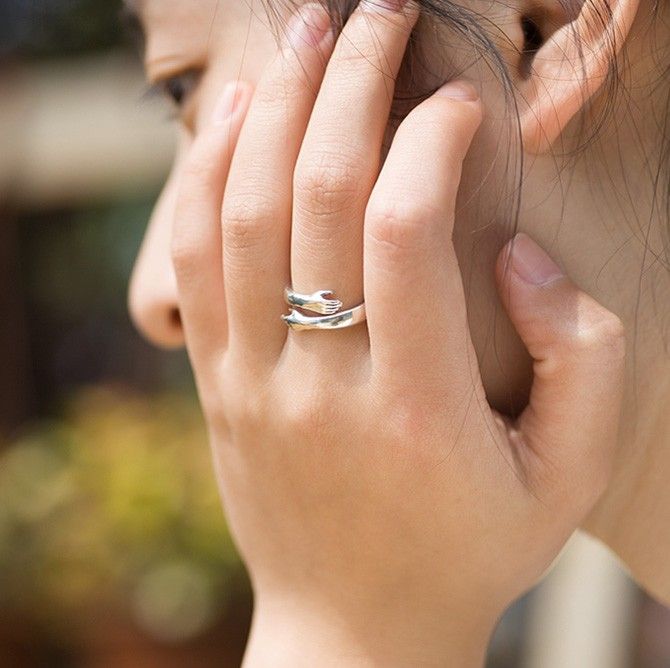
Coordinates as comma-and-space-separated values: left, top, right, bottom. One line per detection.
517, 0, 641, 153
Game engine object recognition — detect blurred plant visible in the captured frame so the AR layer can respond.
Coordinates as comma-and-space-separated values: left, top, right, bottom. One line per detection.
0, 387, 245, 643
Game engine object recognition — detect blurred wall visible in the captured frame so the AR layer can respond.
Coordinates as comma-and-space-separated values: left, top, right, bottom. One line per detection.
4, 53, 174, 210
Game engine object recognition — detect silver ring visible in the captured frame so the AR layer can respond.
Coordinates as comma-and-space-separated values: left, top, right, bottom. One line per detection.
282, 287, 366, 331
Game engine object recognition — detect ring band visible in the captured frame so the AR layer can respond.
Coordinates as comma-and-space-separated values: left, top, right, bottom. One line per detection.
282, 287, 366, 331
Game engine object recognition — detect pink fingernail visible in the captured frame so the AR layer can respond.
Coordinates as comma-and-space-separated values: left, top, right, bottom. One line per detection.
436, 80, 480, 101
509, 233, 564, 285
212, 82, 243, 125
287, 4, 331, 49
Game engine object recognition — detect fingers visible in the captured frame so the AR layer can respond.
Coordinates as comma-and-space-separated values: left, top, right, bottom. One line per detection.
364, 82, 483, 392
222, 4, 335, 366
495, 233, 626, 504
172, 82, 253, 366
290, 0, 420, 324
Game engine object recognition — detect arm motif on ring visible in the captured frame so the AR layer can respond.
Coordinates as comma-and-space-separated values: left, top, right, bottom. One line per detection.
282, 287, 366, 331
283, 287, 343, 315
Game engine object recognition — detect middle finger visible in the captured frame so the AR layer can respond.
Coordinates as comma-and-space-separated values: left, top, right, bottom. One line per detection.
290, 0, 419, 334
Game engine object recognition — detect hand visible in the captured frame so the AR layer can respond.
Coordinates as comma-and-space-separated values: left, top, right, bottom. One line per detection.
171, 1, 626, 665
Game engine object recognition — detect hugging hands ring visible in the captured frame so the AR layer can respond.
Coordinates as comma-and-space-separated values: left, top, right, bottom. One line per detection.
171, 1, 626, 665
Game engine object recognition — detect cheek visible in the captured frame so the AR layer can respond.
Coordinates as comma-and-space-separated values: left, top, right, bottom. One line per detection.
194, 5, 280, 129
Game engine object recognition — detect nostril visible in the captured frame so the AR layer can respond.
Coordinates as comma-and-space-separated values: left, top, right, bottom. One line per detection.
149, 304, 184, 349
169, 307, 182, 330
128, 291, 185, 350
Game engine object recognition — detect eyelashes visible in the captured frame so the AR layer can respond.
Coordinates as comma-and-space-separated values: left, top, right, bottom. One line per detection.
144, 68, 203, 117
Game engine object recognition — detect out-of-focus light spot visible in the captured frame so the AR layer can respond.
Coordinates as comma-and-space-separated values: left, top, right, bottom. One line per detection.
132, 560, 218, 643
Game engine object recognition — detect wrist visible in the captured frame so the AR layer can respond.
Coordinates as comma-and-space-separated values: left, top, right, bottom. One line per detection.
243, 593, 496, 668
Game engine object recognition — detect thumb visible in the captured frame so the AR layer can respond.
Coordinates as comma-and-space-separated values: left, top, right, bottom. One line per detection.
495, 233, 626, 503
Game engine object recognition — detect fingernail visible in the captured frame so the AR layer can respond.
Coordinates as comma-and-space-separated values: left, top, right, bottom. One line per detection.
436, 80, 479, 101
212, 82, 243, 125
509, 233, 564, 285
361, 0, 409, 11
287, 4, 331, 49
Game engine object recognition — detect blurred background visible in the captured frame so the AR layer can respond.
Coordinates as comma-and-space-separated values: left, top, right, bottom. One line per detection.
0, 1, 668, 666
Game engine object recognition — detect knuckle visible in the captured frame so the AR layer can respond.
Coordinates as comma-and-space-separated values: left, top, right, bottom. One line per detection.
294, 148, 366, 216
384, 398, 427, 441
221, 194, 275, 252
370, 386, 444, 457
251, 71, 289, 108
365, 199, 438, 257
281, 381, 339, 442
249, 77, 297, 122
336, 43, 387, 73
570, 310, 626, 360
225, 391, 265, 434
220, 371, 272, 438
261, 55, 318, 104
338, 11, 416, 69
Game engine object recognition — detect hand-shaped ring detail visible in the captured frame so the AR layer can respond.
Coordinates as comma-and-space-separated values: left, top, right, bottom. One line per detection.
284, 288, 343, 315
282, 287, 366, 331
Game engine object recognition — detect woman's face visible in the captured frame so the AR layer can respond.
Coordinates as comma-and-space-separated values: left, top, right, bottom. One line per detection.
129, 0, 542, 412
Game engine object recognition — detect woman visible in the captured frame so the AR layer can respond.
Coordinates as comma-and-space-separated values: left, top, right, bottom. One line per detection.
128, 0, 668, 664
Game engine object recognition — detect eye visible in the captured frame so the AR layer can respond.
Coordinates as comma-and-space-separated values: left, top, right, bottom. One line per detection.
154, 69, 202, 109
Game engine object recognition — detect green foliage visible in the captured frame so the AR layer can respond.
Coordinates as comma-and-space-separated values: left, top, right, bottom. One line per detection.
0, 387, 244, 642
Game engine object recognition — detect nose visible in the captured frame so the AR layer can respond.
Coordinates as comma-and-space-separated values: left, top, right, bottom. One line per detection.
129, 165, 185, 349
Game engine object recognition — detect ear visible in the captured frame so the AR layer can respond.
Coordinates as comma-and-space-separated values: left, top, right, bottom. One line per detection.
517, 0, 642, 153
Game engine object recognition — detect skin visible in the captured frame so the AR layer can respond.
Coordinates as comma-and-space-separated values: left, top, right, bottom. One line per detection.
127, 0, 670, 662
